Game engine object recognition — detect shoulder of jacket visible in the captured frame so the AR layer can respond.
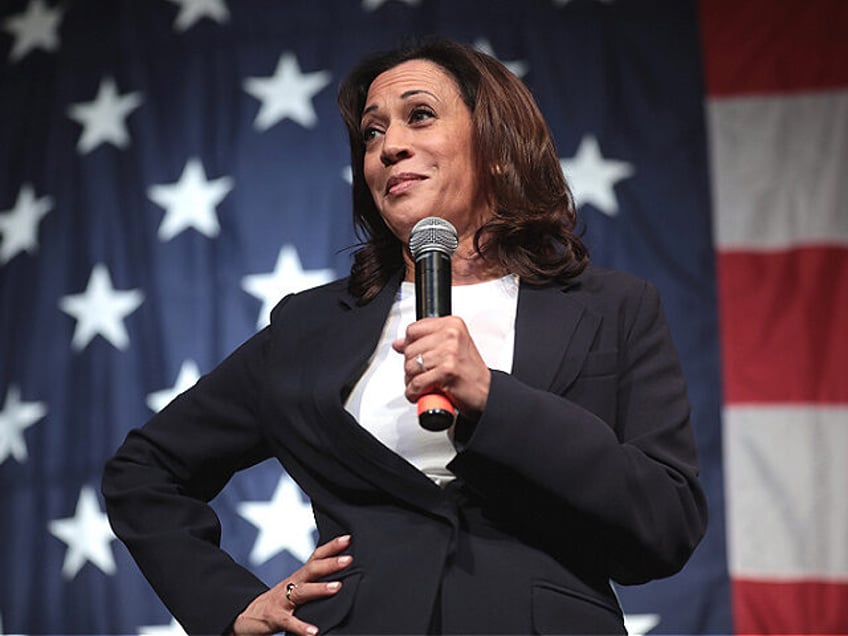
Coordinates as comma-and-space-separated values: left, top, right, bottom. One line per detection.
268, 276, 351, 322
569, 266, 650, 298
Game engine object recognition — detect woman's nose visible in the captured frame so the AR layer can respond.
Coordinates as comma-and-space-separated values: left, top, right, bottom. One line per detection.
380, 125, 412, 166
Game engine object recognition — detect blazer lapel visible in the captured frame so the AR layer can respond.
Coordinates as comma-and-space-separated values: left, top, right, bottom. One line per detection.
512, 280, 601, 394
309, 273, 451, 514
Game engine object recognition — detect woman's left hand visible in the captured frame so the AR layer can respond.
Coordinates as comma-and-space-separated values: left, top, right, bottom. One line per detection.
393, 316, 491, 419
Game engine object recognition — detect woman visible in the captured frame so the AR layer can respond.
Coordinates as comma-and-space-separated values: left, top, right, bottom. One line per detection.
103, 38, 707, 635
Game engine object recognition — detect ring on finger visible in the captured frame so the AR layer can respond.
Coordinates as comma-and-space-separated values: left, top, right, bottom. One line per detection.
415, 353, 426, 372
285, 581, 297, 604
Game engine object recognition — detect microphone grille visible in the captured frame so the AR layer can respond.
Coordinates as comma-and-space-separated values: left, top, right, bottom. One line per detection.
409, 217, 459, 260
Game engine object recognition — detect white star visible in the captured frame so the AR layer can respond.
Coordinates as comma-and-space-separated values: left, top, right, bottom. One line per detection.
167, 0, 229, 32
138, 618, 188, 636
146, 360, 201, 413
473, 38, 529, 78
624, 613, 660, 636
242, 245, 335, 328
2, 0, 63, 63
238, 475, 316, 565
243, 53, 332, 131
58, 263, 144, 351
0, 183, 53, 265
362, 0, 421, 10
147, 158, 233, 241
560, 134, 634, 216
0, 384, 46, 465
48, 485, 117, 579
66, 77, 143, 154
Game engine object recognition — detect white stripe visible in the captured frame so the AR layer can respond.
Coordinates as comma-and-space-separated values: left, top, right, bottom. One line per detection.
707, 90, 848, 249
724, 405, 848, 579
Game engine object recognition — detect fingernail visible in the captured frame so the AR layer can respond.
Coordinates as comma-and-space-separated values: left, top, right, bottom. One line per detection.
338, 555, 353, 565
307, 627, 319, 635
337, 534, 351, 543
327, 581, 341, 591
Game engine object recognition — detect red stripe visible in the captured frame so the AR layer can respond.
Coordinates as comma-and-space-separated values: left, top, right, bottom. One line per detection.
733, 579, 848, 634
699, 0, 848, 96
718, 247, 848, 404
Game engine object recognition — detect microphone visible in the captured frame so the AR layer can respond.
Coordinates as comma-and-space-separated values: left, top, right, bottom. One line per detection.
408, 217, 459, 431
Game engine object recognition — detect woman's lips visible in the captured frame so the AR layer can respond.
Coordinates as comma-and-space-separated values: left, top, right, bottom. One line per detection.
385, 173, 425, 196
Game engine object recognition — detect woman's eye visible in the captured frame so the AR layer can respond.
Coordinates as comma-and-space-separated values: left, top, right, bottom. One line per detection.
410, 107, 435, 123
361, 126, 381, 144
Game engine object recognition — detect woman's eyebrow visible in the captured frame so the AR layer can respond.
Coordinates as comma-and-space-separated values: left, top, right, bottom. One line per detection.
362, 89, 439, 118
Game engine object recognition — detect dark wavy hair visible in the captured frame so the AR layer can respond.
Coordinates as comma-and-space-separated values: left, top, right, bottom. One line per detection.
337, 37, 588, 304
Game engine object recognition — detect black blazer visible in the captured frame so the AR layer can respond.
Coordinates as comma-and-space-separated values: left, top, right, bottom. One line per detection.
102, 266, 707, 635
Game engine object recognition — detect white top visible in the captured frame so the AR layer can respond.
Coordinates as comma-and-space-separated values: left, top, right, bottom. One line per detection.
344, 275, 519, 487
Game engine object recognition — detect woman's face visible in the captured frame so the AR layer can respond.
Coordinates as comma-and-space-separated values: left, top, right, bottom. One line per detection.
360, 59, 491, 244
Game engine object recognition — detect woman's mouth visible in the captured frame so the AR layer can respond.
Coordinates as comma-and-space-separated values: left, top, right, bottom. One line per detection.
385, 173, 425, 196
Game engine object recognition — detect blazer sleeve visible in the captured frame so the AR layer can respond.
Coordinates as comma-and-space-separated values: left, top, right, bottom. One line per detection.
101, 326, 276, 635
448, 279, 708, 584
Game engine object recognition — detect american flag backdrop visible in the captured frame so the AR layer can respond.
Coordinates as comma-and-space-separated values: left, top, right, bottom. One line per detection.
0, 0, 845, 634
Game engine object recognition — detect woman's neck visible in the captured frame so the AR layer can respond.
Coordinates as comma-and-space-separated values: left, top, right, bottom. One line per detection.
402, 242, 506, 285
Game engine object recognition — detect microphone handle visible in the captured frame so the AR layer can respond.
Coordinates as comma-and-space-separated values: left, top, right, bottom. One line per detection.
415, 251, 456, 431
415, 251, 451, 318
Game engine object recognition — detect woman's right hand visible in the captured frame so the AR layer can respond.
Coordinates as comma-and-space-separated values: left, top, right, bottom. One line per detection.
231, 534, 353, 635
